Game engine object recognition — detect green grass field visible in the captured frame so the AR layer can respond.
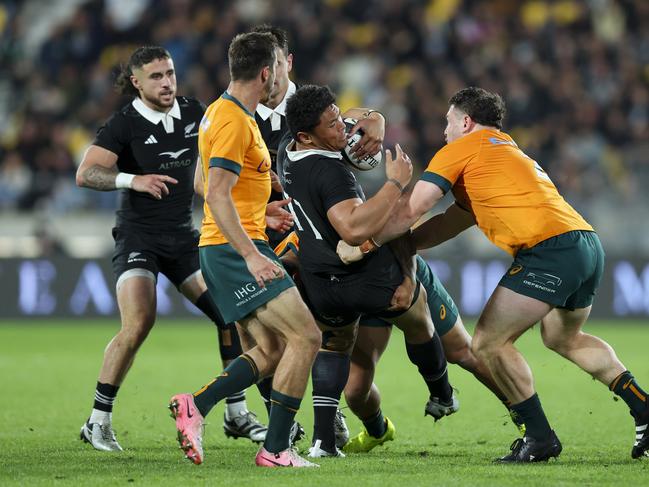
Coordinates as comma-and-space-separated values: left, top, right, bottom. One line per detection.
1, 319, 648, 486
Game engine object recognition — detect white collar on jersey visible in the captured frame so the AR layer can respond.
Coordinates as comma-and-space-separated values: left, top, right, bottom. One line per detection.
256, 81, 296, 131
132, 97, 181, 134
285, 139, 342, 161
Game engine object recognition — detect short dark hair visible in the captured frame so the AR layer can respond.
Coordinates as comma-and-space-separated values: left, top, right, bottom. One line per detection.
286, 85, 336, 140
250, 24, 289, 55
228, 32, 277, 81
448, 87, 506, 129
115, 46, 171, 97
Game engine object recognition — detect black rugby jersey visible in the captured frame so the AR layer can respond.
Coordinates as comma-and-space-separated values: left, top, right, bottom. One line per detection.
257, 82, 297, 244
93, 96, 205, 232
278, 137, 397, 276
255, 81, 296, 172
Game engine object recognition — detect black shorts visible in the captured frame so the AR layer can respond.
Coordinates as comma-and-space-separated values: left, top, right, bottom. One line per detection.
112, 226, 200, 288
299, 261, 404, 327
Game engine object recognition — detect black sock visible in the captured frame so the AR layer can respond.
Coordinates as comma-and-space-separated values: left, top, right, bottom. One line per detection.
311, 351, 350, 451
511, 393, 552, 441
194, 292, 244, 362
504, 400, 525, 428
194, 291, 225, 327
93, 382, 119, 413
217, 322, 243, 361
405, 334, 452, 402
610, 370, 648, 417
362, 409, 387, 438
263, 390, 302, 453
257, 376, 273, 416
193, 354, 259, 417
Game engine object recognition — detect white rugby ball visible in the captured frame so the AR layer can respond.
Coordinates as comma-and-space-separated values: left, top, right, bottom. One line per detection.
341, 118, 383, 171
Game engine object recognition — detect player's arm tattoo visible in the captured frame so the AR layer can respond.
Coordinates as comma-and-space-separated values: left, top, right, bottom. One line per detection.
80, 164, 118, 191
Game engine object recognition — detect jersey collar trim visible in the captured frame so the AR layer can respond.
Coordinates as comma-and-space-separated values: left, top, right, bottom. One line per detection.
256, 80, 296, 120
285, 140, 342, 161
222, 92, 254, 118
132, 97, 181, 133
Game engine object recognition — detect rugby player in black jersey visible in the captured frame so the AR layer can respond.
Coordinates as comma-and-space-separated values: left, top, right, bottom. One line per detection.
75, 46, 276, 451
243, 25, 387, 447
278, 84, 457, 457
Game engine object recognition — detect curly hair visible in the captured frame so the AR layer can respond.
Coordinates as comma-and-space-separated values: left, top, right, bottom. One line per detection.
115, 46, 171, 97
448, 87, 506, 129
286, 85, 336, 140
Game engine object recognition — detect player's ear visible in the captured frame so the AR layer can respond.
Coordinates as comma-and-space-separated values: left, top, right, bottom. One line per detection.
130, 74, 141, 92
261, 65, 271, 83
463, 114, 474, 131
296, 131, 311, 144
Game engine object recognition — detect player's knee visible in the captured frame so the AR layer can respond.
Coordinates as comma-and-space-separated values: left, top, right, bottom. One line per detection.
253, 336, 285, 367
445, 342, 473, 365
321, 330, 356, 353
287, 322, 321, 357
402, 324, 433, 344
119, 313, 155, 347
303, 325, 322, 356
541, 329, 571, 355
471, 333, 495, 361
344, 386, 368, 408
344, 374, 372, 404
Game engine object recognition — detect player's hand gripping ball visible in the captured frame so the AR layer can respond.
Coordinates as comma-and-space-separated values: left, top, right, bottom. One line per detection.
342, 118, 383, 171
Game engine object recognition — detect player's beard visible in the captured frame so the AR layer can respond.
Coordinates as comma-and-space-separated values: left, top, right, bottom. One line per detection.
144, 89, 175, 111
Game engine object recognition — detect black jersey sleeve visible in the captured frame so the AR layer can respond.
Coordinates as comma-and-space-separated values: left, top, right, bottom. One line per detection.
93, 112, 129, 156
276, 131, 293, 187
314, 161, 362, 212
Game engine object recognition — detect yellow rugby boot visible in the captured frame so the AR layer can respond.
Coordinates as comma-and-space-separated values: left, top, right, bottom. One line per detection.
343, 417, 395, 453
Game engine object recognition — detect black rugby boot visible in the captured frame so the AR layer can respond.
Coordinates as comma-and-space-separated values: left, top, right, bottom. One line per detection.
496, 430, 562, 463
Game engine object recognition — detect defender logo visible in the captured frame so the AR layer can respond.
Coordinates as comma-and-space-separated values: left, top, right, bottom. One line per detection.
523, 272, 562, 294
184, 122, 198, 138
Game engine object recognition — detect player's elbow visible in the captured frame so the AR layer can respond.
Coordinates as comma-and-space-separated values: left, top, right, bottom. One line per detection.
205, 186, 229, 209
205, 189, 219, 207
340, 227, 369, 246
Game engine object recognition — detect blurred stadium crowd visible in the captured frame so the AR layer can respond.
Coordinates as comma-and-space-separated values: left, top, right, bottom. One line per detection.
1, 0, 648, 253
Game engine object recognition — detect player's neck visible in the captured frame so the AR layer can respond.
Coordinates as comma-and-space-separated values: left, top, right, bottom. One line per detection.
295, 140, 335, 152
469, 123, 496, 135
226, 82, 262, 115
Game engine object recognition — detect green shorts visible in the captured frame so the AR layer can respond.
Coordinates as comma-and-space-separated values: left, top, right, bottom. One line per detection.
499, 230, 604, 310
358, 255, 459, 337
199, 240, 294, 323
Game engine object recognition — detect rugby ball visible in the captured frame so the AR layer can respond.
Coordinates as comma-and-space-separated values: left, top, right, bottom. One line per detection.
342, 118, 383, 171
